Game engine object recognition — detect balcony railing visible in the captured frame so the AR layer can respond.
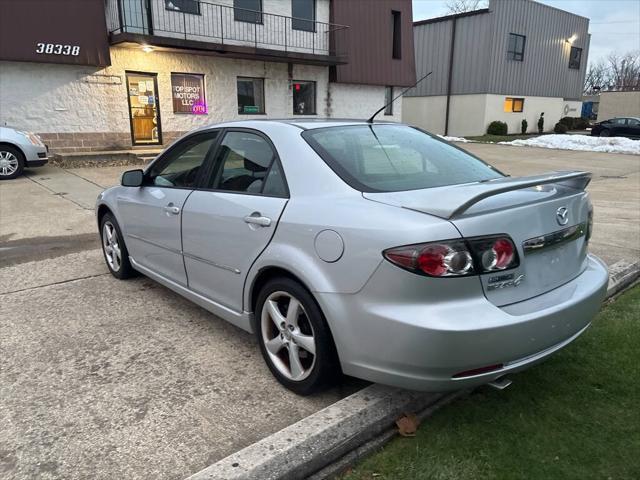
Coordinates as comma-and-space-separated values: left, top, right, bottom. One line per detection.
106, 0, 349, 59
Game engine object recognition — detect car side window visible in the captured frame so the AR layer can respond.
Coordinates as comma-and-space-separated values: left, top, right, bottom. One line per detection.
611, 118, 626, 125
628, 119, 639, 127
207, 131, 286, 196
147, 132, 218, 188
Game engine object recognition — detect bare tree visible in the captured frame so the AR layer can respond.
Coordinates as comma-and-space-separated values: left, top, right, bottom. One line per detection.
583, 51, 640, 93
606, 51, 640, 91
445, 0, 488, 14
584, 60, 610, 94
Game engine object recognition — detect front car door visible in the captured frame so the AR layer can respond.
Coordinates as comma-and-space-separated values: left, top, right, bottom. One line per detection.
181, 129, 289, 312
624, 118, 640, 138
117, 131, 220, 285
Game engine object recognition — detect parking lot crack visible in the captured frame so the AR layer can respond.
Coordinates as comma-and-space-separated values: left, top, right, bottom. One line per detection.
0, 272, 109, 296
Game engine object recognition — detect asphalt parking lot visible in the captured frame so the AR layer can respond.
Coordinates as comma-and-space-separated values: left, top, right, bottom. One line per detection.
1, 144, 639, 479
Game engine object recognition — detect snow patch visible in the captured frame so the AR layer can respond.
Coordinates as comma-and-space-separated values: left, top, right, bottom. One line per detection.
438, 135, 472, 143
498, 134, 640, 155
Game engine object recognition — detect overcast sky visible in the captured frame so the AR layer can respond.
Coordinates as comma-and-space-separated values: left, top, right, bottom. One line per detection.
411, 0, 640, 64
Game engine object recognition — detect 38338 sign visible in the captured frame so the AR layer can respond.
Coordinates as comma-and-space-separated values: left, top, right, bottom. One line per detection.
35, 43, 81, 56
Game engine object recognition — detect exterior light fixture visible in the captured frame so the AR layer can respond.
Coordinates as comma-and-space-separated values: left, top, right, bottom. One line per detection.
142, 45, 154, 53
566, 34, 577, 44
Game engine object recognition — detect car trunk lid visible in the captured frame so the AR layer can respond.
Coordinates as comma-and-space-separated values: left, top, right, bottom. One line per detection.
364, 171, 592, 306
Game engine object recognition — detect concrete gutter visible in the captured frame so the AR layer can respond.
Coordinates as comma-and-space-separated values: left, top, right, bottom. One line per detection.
187, 261, 640, 480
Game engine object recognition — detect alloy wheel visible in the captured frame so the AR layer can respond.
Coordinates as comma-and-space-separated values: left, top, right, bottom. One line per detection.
0, 151, 19, 177
261, 291, 317, 381
102, 221, 122, 272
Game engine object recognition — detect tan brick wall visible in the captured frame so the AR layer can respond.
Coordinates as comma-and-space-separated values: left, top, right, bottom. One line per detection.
38, 131, 186, 153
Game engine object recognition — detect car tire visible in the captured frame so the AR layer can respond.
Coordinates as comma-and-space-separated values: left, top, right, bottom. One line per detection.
100, 213, 137, 279
255, 277, 340, 395
599, 129, 611, 137
0, 145, 25, 180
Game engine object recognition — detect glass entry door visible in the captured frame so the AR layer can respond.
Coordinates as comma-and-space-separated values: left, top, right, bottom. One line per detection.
126, 72, 162, 145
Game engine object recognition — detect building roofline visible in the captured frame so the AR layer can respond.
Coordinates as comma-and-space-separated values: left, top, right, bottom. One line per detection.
413, 8, 490, 26
520, 0, 590, 22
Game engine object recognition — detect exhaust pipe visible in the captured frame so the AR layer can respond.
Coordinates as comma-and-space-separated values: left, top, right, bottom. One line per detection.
488, 376, 512, 390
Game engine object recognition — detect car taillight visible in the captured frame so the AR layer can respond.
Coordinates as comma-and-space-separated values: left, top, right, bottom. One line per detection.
468, 236, 518, 272
384, 241, 473, 277
383, 235, 519, 278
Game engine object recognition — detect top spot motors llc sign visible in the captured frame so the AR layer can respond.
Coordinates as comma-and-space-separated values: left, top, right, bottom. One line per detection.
171, 73, 207, 114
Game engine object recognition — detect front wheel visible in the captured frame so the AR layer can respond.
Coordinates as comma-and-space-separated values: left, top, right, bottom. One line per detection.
599, 129, 611, 137
100, 213, 136, 279
255, 277, 340, 395
0, 146, 25, 180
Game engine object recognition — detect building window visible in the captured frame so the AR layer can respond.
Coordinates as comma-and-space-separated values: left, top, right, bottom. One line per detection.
292, 0, 315, 32
392, 11, 402, 59
237, 77, 265, 114
234, 0, 262, 23
165, 0, 200, 15
171, 73, 206, 114
569, 47, 582, 69
504, 97, 524, 113
293, 81, 316, 115
384, 86, 393, 115
507, 33, 526, 61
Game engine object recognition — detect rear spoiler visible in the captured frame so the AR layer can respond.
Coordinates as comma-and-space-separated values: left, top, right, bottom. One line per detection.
363, 171, 592, 219
445, 171, 592, 219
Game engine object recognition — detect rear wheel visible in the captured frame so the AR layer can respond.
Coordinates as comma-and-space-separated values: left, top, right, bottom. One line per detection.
0, 146, 24, 180
255, 277, 340, 395
100, 213, 136, 279
599, 129, 611, 137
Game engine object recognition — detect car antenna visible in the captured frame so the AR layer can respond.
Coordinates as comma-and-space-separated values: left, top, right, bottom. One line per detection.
367, 71, 433, 124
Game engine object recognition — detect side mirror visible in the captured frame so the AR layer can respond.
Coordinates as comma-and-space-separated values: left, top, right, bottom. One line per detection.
121, 169, 144, 187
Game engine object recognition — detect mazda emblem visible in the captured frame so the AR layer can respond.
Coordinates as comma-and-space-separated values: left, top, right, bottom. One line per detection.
556, 207, 569, 226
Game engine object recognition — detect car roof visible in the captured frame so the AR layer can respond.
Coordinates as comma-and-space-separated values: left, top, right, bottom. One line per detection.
198, 118, 405, 131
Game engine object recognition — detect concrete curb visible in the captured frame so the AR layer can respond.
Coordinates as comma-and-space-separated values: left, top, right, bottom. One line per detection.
187, 260, 640, 480
186, 385, 448, 480
606, 260, 640, 298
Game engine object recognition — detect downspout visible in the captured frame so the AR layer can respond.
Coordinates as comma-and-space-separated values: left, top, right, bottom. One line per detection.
444, 17, 457, 136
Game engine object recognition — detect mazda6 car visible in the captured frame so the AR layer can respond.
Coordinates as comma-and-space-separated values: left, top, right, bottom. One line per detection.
95, 120, 609, 395
0, 126, 48, 180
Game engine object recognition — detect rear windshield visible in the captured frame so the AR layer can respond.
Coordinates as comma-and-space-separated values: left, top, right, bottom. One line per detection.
302, 125, 502, 192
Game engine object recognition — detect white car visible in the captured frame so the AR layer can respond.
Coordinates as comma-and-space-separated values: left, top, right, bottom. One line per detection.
0, 126, 49, 180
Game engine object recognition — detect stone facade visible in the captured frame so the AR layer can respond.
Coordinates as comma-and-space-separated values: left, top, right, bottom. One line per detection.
0, 45, 402, 153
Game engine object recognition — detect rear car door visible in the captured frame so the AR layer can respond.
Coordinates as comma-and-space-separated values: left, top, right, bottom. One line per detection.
117, 132, 219, 285
181, 129, 289, 312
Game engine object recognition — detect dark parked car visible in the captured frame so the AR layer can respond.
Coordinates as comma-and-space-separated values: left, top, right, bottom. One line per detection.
591, 117, 640, 139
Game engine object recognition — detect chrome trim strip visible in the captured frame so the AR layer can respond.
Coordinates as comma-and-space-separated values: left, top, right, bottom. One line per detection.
183, 252, 241, 274
522, 222, 587, 254
127, 234, 241, 274
126, 233, 182, 255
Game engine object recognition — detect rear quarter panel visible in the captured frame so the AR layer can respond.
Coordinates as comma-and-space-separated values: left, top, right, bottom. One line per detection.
244, 194, 462, 307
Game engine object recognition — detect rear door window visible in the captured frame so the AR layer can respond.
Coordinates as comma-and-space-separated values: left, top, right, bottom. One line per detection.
205, 131, 288, 196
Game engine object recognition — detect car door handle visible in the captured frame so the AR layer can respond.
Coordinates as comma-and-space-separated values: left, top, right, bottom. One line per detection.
163, 204, 181, 215
244, 213, 271, 227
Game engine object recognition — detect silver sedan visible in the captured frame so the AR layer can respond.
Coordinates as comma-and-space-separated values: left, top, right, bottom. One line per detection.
96, 120, 609, 395
0, 126, 48, 180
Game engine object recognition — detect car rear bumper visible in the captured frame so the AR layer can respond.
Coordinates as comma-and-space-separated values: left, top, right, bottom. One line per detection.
316, 254, 609, 392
